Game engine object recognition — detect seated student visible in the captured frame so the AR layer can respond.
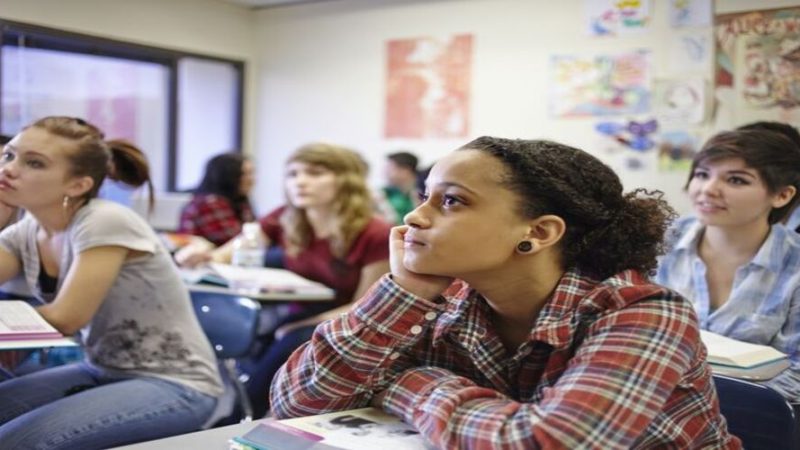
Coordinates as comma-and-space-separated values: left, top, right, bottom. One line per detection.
177, 142, 391, 418
178, 152, 256, 247
656, 129, 800, 404
374, 151, 420, 225
0, 117, 223, 450
270, 137, 740, 448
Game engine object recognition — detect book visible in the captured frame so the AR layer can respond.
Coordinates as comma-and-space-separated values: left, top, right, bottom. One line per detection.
700, 330, 788, 369
0, 300, 63, 341
209, 263, 335, 296
230, 408, 430, 450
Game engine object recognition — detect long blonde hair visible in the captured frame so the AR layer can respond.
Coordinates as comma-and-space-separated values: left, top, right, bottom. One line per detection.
281, 143, 373, 258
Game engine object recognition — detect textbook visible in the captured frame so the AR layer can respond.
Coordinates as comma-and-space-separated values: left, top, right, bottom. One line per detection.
0, 300, 63, 340
208, 263, 334, 296
230, 408, 430, 450
700, 330, 788, 368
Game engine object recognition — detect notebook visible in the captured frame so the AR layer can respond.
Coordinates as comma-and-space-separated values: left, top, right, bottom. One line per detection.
208, 263, 334, 296
0, 300, 63, 340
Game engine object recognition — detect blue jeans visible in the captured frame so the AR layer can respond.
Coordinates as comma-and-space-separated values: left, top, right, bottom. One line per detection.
0, 362, 217, 449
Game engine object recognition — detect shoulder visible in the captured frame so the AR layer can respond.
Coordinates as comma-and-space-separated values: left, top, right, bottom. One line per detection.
71, 200, 151, 237
582, 270, 695, 320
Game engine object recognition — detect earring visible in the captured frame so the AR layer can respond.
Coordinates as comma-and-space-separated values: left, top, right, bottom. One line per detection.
516, 241, 534, 254
62, 195, 70, 210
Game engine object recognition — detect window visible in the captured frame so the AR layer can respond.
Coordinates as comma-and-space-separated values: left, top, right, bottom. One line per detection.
0, 20, 244, 196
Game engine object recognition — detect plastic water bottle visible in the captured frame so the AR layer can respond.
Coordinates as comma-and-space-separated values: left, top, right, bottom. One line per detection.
230, 222, 265, 294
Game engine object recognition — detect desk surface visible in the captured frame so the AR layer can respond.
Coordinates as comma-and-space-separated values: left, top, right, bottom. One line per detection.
0, 336, 78, 351
188, 282, 335, 303
112, 419, 259, 449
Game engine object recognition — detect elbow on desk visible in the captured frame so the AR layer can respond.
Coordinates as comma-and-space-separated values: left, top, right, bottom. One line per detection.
36, 305, 88, 336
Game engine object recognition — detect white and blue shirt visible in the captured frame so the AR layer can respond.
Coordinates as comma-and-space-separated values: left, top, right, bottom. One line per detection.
655, 216, 800, 403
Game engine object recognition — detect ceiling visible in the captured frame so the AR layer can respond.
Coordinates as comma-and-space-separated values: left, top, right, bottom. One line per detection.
219, 0, 339, 9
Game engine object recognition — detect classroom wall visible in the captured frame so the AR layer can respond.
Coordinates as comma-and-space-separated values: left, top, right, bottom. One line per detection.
0, 0, 259, 166
252, 0, 800, 216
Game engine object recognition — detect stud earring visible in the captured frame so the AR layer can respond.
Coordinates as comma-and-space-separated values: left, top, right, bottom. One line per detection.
516, 241, 534, 254
62, 195, 70, 210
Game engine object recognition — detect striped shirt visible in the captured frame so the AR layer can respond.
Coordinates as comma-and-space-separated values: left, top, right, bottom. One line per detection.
271, 269, 739, 449
655, 216, 800, 403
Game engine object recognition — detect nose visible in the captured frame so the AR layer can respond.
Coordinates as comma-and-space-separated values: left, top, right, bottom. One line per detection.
0, 158, 18, 178
699, 177, 722, 196
404, 203, 431, 229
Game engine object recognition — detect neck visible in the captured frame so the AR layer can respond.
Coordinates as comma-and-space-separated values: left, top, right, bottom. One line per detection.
29, 204, 77, 236
701, 220, 771, 260
466, 253, 564, 331
304, 206, 335, 238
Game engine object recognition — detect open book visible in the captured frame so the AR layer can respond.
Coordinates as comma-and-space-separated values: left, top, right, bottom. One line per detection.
700, 330, 787, 368
0, 300, 63, 341
182, 263, 335, 297
230, 408, 430, 450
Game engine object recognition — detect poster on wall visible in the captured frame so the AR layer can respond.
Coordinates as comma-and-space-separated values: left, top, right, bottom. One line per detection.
549, 50, 651, 117
658, 130, 699, 172
715, 7, 800, 126
669, 0, 712, 28
585, 0, 651, 36
384, 34, 472, 139
668, 30, 712, 74
653, 77, 707, 125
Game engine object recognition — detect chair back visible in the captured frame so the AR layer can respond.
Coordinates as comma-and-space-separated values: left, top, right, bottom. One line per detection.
191, 292, 260, 359
713, 374, 799, 450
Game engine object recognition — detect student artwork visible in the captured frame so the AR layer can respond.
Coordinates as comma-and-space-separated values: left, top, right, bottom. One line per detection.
654, 78, 706, 125
585, 0, 651, 36
715, 7, 800, 123
384, 34, 473, 139
658, 130, 698, 172
595, 118, 658, 151
669, 0, 712, 28
668, 30, 712, 74
550, 50, 651, 117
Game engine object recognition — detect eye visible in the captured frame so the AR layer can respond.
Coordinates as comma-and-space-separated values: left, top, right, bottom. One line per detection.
0, 150, 15, 163
418, 192, 429, 202
442, 194, 462, 207
692, 169, 708, 179
728, 176, 750, 185
26, 159, 44, 169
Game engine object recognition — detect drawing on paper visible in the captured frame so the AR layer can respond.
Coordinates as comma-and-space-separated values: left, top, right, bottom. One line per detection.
550, 50, 651, 117
586, 0, 651, 36
385, 34, 472, 139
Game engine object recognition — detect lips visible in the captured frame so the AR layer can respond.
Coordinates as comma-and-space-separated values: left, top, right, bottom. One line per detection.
0, 179, 15, 191
403, 233, 425, 246
695, 201, 725, 213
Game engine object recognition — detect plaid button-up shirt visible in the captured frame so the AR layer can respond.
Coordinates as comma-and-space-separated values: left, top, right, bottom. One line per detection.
271, 269, 740, 449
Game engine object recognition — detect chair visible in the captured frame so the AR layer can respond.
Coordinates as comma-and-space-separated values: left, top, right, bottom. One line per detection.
191, 291, 261, 425
713, 374, 799, 450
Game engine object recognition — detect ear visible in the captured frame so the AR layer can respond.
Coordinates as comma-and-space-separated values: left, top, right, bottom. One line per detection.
771, 185, 797, 209
65, 175, 95, 199
524, 214, 566, 252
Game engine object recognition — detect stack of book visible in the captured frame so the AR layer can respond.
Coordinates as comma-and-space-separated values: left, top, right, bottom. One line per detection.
700, 330, 790, 381
0, 300, 62, 341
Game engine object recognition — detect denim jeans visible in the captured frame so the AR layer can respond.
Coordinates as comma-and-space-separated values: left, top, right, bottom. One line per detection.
0, 362, 217, 449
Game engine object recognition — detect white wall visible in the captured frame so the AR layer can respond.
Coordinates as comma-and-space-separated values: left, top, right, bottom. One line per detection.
253, 0, 800, 216
0, 0, 259, 169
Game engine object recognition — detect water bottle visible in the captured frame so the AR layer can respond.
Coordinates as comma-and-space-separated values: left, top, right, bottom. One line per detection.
230, 222, 265, 294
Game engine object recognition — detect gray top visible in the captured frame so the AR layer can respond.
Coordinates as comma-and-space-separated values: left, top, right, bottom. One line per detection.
0, 199, 223, 397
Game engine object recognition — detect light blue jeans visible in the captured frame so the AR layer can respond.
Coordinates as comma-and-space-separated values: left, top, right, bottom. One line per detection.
0, 362, 217, 449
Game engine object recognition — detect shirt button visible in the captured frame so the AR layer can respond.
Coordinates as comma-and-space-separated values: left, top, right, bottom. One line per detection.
424, 312, 437, 321
389, 352, 400, 360
410, 325, 423, 335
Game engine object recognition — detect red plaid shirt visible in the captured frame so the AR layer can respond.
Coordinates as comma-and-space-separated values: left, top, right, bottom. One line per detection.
271, 269, 740, 449
178, 194, 255, 247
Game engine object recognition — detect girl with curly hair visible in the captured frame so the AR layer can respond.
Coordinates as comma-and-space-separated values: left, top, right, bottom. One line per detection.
270, 137, 740, 449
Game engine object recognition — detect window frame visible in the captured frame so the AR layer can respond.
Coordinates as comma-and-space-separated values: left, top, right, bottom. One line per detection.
0, 19, 245, 192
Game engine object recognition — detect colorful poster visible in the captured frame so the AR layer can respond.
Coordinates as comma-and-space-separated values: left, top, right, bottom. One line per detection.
715, 8, 800, 125
669, 0, 712, 28
668, 30, 712, 73
384, 34, 472, 139
654, 78, 707, 125
550, 50, 651, 117
586, 0, 651, 36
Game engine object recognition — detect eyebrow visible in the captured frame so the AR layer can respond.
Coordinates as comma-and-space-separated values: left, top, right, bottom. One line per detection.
430, 181, 479, 196
6, 146, 52, 162
696, 165, 757, 177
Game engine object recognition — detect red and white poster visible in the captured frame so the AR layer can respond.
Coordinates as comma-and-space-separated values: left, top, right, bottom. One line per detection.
384, 34, 472, 139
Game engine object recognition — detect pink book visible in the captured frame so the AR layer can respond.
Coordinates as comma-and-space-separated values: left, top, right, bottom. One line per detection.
0, 301, 63, 340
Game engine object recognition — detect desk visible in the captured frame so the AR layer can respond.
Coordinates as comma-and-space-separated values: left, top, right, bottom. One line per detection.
113, 408, 424, 450
0, 336, 78, 351
188, 282, 334, 303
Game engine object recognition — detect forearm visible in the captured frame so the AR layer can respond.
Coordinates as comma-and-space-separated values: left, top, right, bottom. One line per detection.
269, 275, 446, 418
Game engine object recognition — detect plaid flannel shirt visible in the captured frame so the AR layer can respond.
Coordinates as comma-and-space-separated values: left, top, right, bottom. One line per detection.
271, 269, 740, 449
177, 193, 254, 247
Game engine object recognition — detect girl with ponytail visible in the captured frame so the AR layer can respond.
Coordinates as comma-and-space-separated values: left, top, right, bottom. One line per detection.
271, 137, 740, 449
0, 117, 223, 449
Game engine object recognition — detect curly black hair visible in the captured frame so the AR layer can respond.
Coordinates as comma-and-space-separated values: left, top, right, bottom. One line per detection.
461, 137, 677, 279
